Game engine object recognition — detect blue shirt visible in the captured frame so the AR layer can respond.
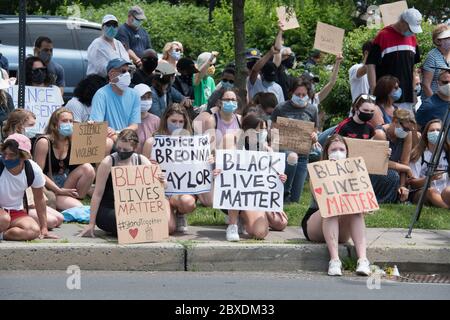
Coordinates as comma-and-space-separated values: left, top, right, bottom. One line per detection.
422, 48, 450, 97
149, 86, 184, 118
416, 94, 449, 128
47, 60, 65, 87
116, 24, 151, 58
90, 84, 141, 131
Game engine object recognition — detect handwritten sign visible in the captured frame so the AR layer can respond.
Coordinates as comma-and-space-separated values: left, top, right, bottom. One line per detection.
151, 135, 212, 195
275, 117, 315, 155
69, 122, 108, 165
276, 6, 300, 31
313, 22, 345, 56
112, 164, 168, 244
7, 85, 64, 133
379, 1, 408, 27
344, 138, 389, 175
307, 157, 379, 218
213, 150, 285, 212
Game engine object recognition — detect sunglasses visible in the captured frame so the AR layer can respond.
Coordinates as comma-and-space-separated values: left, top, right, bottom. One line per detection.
356, 94, 376, 103
440, 80, 450, 85
222, 79, 234, 84
104, 22, 118, 27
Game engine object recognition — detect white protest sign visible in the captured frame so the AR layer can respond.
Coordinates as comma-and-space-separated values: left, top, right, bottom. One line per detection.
379, 1, 408, 27
7, 85, 63, 133
213, 150, 286, 212
151, 135, 212, 195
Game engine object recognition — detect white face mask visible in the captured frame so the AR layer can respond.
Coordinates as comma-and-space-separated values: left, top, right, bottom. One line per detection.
438, 83, 450, 97
140, 100, 152, 112
328, 150, 347, 161
112, 72, 131, 91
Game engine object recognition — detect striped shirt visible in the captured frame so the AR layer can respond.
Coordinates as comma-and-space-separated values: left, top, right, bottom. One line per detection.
422, 47, 450, 96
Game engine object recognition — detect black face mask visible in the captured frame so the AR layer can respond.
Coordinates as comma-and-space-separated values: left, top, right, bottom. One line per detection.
179, 74, 193, 84
282, 55, 295, 69
31, 68, 47, 84
357, 110, 374, 123
142, 57, 158, 73
118, 151, 134, 160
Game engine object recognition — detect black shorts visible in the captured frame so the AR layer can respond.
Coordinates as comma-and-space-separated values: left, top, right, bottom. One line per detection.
301, 207, 318, 241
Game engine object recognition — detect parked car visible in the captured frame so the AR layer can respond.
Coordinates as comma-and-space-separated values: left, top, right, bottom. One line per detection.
0, 15, 102, 101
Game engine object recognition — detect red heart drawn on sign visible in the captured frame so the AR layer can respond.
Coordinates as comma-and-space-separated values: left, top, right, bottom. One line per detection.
314, 188, 323, 195
129, 228, 138, 239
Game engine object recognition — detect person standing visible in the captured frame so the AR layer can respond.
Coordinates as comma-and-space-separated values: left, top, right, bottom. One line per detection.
349, 41, 372, 104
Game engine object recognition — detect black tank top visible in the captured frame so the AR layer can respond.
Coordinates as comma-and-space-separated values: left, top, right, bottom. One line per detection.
37, 136, 78, 176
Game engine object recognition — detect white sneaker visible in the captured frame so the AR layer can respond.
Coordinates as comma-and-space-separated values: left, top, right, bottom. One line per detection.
176, 213, 188, 233
356, 258, 371, 276
225, 215, 244, 234
328, 259, 342, 276
226, 224, 240, 242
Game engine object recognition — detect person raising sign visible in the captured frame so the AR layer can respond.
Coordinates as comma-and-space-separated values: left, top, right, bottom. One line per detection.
301, 134, 371, 276
79, 130, 172, 237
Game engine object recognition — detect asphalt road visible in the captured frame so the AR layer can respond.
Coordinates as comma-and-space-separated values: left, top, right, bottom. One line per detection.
1, 271, 449, 300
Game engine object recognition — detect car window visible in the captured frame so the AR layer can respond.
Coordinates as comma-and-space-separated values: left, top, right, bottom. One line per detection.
0, 23, 32, 46
76, 26, 102, 51
28, 23, 76, 50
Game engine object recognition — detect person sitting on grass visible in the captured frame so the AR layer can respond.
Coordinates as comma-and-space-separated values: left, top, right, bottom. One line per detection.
79, 129, 173, 237
0, 134, 57, 241
301, 134, 371, 276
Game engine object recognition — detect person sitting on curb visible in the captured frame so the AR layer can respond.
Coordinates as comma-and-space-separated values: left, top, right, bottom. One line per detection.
79, 129, 173, 237
0, 134, 57, 241
301, 134, 371, 276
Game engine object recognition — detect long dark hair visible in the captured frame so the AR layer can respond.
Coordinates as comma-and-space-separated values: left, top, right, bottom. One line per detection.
411, 119, 449, 163
25, 56, 53, 86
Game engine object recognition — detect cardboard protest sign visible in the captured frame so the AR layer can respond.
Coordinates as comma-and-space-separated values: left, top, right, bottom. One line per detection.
307, 157, 379, 218
69, 122, 108, 165
379, 1, 408, 27
344, 137, 389, 175
112, 164, 168, 244
151, 135, 212, 195
276, 117, 315, 155
313, 22, 345, 56
213, 150, 286, 212
276, 6, 300, 31
7, 85, 64, 133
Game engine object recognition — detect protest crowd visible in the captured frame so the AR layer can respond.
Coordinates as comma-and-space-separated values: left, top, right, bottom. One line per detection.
0, 4, 449, 277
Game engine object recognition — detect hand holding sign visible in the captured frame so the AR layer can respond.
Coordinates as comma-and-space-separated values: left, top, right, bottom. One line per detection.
313, 22, 345, 56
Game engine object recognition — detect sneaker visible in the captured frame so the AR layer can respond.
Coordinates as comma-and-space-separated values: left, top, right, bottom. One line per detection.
226, 224, 240, 242
225, 215, 244, 234
176, 213, 188, 233
328, 259, 342, 276
356, 258, 371, 276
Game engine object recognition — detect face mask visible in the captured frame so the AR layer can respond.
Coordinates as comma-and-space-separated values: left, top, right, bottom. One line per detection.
59, 123, 73, 137
31, 68, 46, 84
24, 127, 38, 139
390, 87, 402, 101
140, 100, 152, 113
403, 31, 414, 37
357, 110, 374, 122
291, 95, 307, 107
38, 51, 52, 64
2, 157, 20, 169
170, 51, 182, 61
438, 83, 450, 97
180, 74, 193, 84
104, 26, 118, 39
112, 72, 131, 91
282, 55, 295, 69
207, 65, 215, 75
441, 38, 450, 51
262, 80, 274, 88
118, 150, 134, 160
257, 130, 268, 143
222, 101, 238, 113
142, 58, 158, 73
167, 122, 183, 134
427, 131, 440, 145
221, 80, 234, 90
328, 151, 347, 161
394, 126, 408, 139
132, 18, 142, 28
415, 84, 422, 95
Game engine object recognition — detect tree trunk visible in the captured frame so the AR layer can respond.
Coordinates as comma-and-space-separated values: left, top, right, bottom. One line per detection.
232, 0, 247, 109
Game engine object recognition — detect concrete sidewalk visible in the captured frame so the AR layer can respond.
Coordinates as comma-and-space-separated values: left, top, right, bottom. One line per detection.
1, 224, 449, 273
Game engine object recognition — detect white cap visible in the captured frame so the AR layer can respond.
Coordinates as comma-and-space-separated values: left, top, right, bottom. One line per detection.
102, 14, 118, 25
196, 52, 216, 68
133, 83, 152, 97
154, 61, 176, 76
437, 29, 450, 40
400, 8, 423, 34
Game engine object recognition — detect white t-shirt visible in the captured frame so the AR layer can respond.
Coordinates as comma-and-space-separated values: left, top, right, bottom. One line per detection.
0, 159, 45, 210
247, 76, 285, 105
66, 97, 91, 122
86, 37, 130, 78
349, 63, 369, 103
410, 150, 449, 194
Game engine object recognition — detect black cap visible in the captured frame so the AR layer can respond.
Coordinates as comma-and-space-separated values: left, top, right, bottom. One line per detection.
176, 58, 199, 74
301, 71, 320, 83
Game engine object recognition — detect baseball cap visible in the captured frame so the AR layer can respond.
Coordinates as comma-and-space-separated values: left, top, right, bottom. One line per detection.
129, 5, 146, 20
246, 48, 261, 60
196, 52, 216, 68
102, 14, 118, 25
261, 62, 277, 80
437, 29, 450, 39
155, 61, 176, 77
4, 133, 32, 154
133, 83, 152, 98
176, 58, 199, 74
106, 58, 132, 73
400, 8, 423, 34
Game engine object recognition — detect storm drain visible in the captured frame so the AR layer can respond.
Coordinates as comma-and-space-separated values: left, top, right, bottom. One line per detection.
388, 274, 450, 284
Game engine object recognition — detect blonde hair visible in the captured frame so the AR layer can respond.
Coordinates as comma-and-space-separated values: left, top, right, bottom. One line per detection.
45, 107, 74, 142
162, 41, 183, 60
2, 109, 36, 138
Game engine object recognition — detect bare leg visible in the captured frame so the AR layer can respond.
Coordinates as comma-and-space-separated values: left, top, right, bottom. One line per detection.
28, 207, 64, 230
227, 210, 239, 225
321, 216, 340, 260
266, 211, 288, 231
169, 195, 196, 215
0, 210, 11, 233
427, 188, 450, 209
241, 211, 269, 239
442, 186, 450, 208
64, 163, 96, 198
197, 191, 213, 208
339, 214, 366, 259
166, 198, 176, 235
4, 216, 40, 241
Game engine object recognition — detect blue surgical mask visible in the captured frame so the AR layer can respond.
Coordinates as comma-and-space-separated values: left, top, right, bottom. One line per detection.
257, 130, 268, 143
221, 80, 234, 90
24, 127, 39, 139
104, 26, 118, 39
167, 122, 183, 134
292, 95, 307, 107
59, 123, 73, 137
222, 101, 238, 113
403, 31, 414, 37
262, 80, 274, 88
390, 87, 402, 101
427, 131, 440, 145
170, 51, 181, 61
2, 157, 20, 169
395, 127, 408, 139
